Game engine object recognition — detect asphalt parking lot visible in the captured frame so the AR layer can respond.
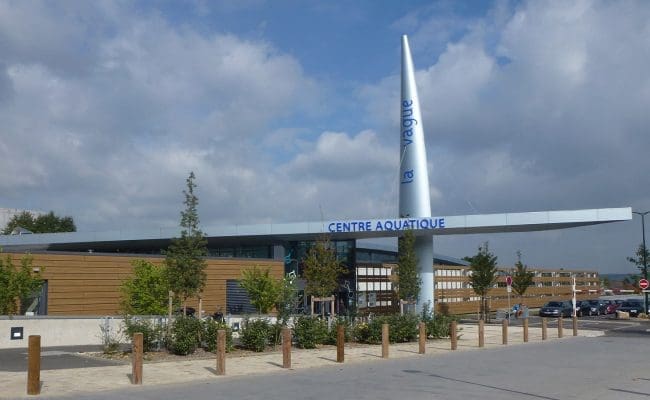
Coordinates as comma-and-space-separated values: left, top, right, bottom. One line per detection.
496, 313, 650, 336
0, 345, 124, 372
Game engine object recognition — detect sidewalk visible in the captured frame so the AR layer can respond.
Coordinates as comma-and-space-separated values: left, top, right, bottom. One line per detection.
0, 324, 604, 399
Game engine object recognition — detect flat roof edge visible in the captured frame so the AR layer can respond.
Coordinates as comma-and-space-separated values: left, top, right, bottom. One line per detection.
0, 207, 632, 248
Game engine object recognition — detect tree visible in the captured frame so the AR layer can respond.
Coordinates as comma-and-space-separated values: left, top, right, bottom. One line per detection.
275, 272, 299, 325
512, 251, 535, 298
239, 266, 281, 314
628, 244, 650, 275
464, 243, 498, 322
0, 253, 44, 315
622, 274, 642, 293
396, 229, 421, 311
601, 276, 611, 289
3, 211, 76, 234
165, 172, 208, 311
120, 259, 171, 315
302, 237, 346, 315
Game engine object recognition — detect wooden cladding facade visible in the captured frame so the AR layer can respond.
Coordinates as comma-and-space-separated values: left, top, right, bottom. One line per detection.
353, 262, 600, 316
433, 264, 600, 315
6, 253, 283, 316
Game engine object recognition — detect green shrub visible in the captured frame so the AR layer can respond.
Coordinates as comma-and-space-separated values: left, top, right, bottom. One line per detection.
353, 314, 419, 344
240, 319, 271, 352
388, 314, 419, 342
170, 315, 202, 355
202, 318, 233, 352
267, 322, 284, 347
123, 317, 163, 352
425, 314, 458, 338
325, 317, 352, 345
419, 301, 458, 339
355, 316, 388, 344
293, 316, 328, 349
352, 321, 371, 344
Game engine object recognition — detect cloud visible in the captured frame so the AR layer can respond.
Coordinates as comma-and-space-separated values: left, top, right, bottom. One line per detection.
359, 0, 650, 269
364, 0, 650, 210
287, 130, 394, 181
0, 2, 323, 229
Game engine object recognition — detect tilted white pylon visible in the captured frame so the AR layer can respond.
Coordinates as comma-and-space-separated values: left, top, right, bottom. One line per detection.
399, 35, 434, 313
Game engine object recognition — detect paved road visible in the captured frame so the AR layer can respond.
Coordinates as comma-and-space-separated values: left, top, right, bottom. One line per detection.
0, 345, 124, 372
507, 314, 650, 337
52, 335, 650, 400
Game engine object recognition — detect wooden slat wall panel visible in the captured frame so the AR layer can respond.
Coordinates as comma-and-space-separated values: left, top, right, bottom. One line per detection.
430, 264, 600, 315
5, 253, 282, 316
436, 294, 598, 315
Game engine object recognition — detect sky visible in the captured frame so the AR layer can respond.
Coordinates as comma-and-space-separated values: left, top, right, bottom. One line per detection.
0, 0, 649, 273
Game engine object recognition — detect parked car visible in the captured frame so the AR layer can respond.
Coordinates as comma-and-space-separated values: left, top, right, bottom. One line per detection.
578, 299, 607, 316
617, 299, 645, 317
602, 299, 620, 314
539, 301, 573, 317
573, 300, 587, 317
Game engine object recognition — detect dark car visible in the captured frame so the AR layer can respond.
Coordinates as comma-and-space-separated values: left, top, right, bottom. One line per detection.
578, 299, 607, 316
617, 299, 646, 317
602, 299, 619, 314
539, 301, 573, 318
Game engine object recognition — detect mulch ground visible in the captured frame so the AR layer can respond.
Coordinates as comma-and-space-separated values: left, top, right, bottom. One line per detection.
79, 343, 358, 364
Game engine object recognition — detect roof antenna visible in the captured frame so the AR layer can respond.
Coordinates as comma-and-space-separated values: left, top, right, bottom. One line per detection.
466, 200, 478, 214
319, 204, 325, 231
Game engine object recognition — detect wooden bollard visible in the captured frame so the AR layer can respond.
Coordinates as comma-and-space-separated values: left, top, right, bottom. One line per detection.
27, 335, 40, 395
381, 323, 389, 359
541, 318, 548, 340
132, 332, 143, 385
523, 318, 529, 342
216, 329, 226, 375
282, 327, 291, 368
418, 322, 426, 354
478, 320, 485, 348
558, 317, 563, 338
573, 316, 578, 336
450, 321, 457, 350
502, 319, 508, 345
336, 324, 345, 363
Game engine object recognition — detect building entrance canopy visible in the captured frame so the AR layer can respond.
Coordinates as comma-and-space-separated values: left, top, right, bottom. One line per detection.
255, 207, 632, 240
0, 207, 632, 251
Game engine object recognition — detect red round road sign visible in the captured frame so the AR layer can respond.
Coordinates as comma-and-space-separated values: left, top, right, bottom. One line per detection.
506, 276, 513, 286
639, 279, 649, 290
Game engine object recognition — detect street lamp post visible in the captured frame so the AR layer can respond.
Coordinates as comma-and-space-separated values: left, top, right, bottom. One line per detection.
633, 211, 649, 314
